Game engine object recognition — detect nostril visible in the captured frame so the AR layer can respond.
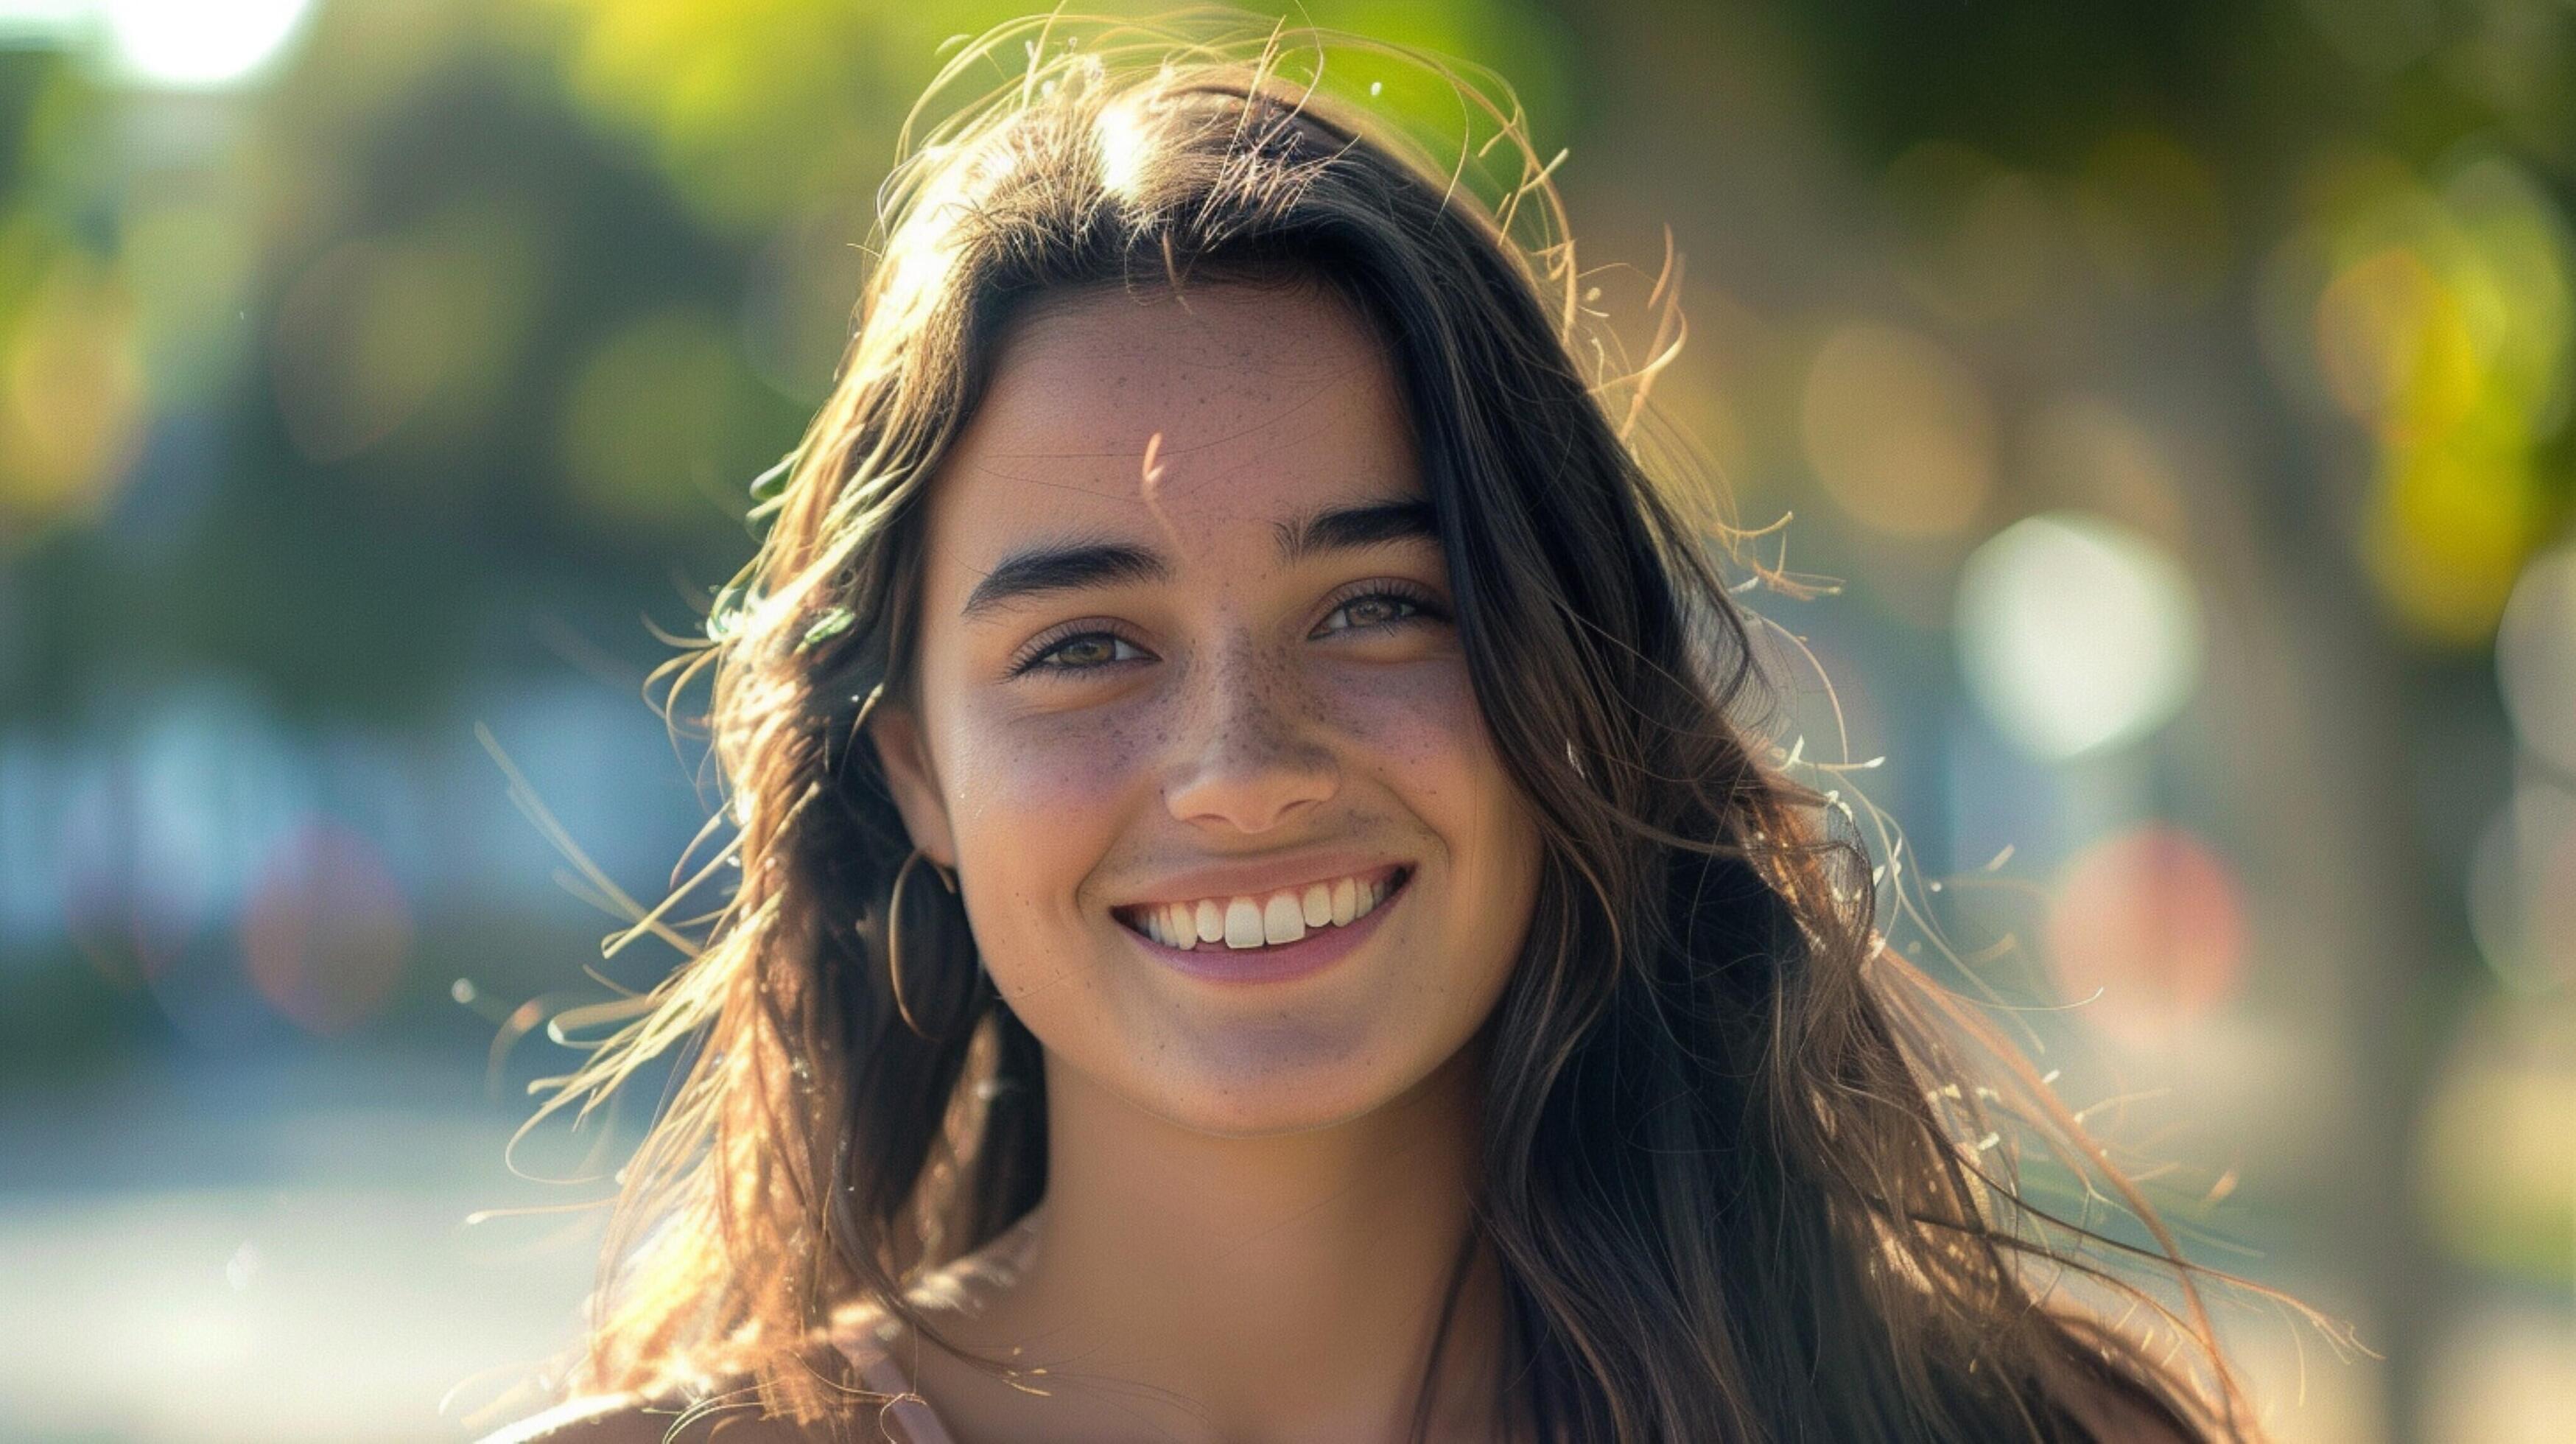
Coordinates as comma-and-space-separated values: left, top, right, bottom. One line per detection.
1169, 795, 1336, 837
1160, 738, 1341, 833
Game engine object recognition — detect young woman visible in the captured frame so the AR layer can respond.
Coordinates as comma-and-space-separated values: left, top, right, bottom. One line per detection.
488, 17, 2273, 1443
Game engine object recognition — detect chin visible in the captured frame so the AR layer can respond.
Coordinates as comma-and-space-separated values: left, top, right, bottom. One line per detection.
1117, 1011, 1479, 1140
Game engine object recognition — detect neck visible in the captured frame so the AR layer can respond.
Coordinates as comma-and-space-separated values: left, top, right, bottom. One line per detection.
958, 1040, 1509, 1442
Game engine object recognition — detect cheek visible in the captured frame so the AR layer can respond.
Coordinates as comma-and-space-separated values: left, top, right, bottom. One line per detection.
934, 698, 1157, 925
1339, 660, 1543, 946
1330, 658, 1516, 827
948, 703, 1156, 816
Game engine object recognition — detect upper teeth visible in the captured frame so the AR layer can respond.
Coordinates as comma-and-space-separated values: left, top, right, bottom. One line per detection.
1134, 872, 1394, 950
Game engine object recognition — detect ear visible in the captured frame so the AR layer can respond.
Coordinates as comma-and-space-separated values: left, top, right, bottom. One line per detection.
868, 699, 959, 870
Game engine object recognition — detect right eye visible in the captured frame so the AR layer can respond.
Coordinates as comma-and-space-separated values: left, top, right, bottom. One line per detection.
1013, 628, 1151, 677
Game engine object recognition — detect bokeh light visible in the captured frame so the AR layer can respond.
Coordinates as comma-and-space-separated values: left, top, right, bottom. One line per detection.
1954, 511, 2205, 760
2045, 824, 2249, 1047
2273, 148, 2574, 645
1800, 320, 1994, 538
530, 0, 880, 234
2361, 430, 2544, 646
98, 0, 317, 91
2466, 779, 2576, 995
2421, 1301, 2576, 1444
2496, 543, 2576, 778
2314, 245, 2480, 446
2417, 994, 2576, 1286
238, 817, 413, 1035
0, 243, 147, 537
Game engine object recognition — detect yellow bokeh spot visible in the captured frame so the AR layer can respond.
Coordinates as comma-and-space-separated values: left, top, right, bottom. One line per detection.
2315, 245, 2485, 445
0, 248, 146, 539
1800, 320, 1993, 538
2441, 157, 2572, 423
2418, 995, 2576, 1282
2364, 427, 2541, 645
2301, 153, 2575, 647
536, 0, 876, 232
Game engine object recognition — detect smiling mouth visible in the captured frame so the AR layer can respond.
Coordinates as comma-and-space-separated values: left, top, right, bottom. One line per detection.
1114, 865, 1412, 951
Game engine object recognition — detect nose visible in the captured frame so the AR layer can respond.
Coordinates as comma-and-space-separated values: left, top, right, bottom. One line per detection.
1162, 637, 1339, 834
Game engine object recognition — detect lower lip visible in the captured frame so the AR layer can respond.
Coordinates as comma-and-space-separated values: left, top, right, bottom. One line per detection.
1124, 872, 1410, 985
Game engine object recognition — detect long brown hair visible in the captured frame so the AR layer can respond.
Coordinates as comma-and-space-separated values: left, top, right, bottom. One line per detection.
535, 13, 2306, 1440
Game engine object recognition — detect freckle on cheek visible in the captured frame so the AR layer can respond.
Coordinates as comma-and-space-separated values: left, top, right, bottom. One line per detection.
969, 726, 1149, 809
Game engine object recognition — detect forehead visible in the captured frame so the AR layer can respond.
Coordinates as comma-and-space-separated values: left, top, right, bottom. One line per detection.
919, 280, 1419, 569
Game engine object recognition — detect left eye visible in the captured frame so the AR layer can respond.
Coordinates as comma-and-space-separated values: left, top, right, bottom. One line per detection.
1316, 591, 1425, 634
1028, 633, 1146, 671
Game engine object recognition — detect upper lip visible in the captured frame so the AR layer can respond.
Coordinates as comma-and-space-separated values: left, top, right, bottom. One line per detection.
1110, 850, 1413, 909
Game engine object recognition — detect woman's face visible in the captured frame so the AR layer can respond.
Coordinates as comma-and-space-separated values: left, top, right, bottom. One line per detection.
871, 279, 1545, 1136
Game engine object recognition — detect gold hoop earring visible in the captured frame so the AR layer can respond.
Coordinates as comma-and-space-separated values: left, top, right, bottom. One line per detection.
885, 845, 959, 1040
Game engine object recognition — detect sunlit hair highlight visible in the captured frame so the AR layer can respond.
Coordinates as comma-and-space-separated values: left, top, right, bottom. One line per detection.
524, 12, 2334, 1441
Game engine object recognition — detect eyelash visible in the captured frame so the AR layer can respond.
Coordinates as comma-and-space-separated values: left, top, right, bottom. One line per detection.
1007, 581, 1449, 679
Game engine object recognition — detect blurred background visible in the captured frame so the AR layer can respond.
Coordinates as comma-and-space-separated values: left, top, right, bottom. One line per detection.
1, 1, 2570, 1439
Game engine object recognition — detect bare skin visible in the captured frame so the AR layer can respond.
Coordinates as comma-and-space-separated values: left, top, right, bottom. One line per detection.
873, 1065, 1513, 1443
858, 280, 1538, 1442
482, 281, 2195, 1444
496, 280, 1540, 1443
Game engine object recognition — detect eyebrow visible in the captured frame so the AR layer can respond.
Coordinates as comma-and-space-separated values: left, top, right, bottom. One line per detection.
958, 537, 1165, 622
959, 497, 1437, 620
1274, 497, 1439, 567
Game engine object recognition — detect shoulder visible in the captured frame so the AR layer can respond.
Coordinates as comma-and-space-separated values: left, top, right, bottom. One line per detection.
475, 1393, 668, 1444
477, 1298, 945, 1444
474, 1392, 825, 1444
